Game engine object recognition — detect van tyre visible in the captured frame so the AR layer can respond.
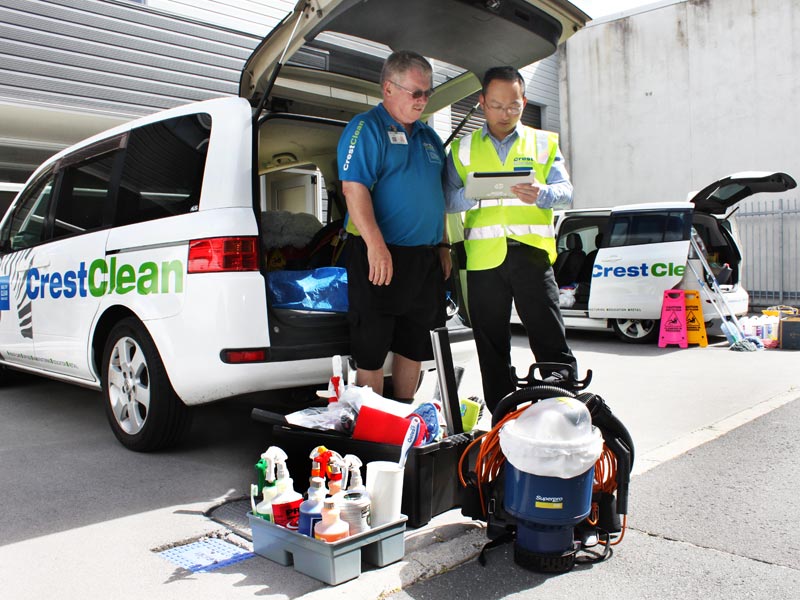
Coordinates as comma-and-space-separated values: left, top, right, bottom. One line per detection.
102, 318, 191, 452
611, 318, 659, 344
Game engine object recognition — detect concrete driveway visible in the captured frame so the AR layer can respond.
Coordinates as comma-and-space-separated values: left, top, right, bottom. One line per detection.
0, 329, 797, 599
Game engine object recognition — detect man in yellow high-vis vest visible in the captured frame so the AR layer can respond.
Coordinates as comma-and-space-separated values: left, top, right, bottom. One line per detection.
445, 66, 577, 413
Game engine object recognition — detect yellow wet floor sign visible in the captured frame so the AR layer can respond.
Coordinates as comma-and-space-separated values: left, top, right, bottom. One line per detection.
659, 290, 687, 348
683, 290, 708, 346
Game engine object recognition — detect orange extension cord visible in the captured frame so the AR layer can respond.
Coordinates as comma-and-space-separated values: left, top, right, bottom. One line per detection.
458, 406, 628, 545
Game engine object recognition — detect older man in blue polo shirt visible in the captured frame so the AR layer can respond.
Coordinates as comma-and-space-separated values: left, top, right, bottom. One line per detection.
337, 50, 451, 401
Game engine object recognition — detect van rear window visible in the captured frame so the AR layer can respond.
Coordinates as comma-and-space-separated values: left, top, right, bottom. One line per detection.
114, 113, 211, 226
607, 210, 691, 247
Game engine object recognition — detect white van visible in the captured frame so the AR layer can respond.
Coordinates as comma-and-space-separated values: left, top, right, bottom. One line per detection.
535, 172, 796, 342
0, 0, 587, 450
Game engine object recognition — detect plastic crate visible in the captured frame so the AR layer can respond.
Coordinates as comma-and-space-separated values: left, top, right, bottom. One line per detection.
266, 422, 478, 528
248, 512, 406, 585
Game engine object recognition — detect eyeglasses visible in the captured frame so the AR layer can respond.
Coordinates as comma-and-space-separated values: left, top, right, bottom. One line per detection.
390, 80, 434, 100
486, 104, 524, 115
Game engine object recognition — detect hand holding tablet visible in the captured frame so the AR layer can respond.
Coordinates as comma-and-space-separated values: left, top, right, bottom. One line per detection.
465, 170, 538, 201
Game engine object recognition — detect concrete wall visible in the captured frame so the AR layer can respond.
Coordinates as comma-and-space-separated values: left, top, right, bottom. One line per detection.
561, 0, 800, 208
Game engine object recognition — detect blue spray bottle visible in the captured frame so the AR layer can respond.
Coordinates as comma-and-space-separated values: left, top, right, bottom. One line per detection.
298, 476, 327, 537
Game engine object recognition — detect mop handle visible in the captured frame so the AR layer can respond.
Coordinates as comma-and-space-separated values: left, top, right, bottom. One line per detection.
688, 237, 745, 333
685, 259, 728, 322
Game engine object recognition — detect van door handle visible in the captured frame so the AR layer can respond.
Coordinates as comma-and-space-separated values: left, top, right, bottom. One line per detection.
603, 255, 621, 262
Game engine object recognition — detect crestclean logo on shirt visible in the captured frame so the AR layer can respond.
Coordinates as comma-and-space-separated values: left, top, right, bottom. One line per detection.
342, 120, 365, 171
26, 257, 184, 300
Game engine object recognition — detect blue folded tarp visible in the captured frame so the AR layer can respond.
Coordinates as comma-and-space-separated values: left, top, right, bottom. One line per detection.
267, 267, 348, 312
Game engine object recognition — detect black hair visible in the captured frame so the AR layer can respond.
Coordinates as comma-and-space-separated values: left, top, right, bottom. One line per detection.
481, 66, 526, 95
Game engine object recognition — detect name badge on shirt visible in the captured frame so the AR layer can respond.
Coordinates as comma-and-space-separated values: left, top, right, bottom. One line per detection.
387, 130, 408, 145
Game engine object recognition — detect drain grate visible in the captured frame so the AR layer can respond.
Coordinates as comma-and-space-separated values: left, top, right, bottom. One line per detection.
159, 538, 254, 573
207, 498, 253, 540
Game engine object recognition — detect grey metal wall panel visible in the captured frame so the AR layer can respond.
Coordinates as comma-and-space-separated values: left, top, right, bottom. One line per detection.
0, 0, 261, 117
148, 0, 294, 36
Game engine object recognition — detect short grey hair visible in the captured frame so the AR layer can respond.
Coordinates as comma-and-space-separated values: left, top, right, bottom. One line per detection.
380, 50, 433, 85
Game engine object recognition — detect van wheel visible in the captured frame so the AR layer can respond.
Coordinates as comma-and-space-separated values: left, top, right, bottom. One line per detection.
102, 318, 191, 452
611, 318, 659, 344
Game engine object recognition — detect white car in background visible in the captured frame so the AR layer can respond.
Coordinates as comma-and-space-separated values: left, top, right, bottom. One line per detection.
513, 172, 796, 343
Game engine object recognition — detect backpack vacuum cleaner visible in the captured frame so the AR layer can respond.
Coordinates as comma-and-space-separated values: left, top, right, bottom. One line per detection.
459, 363, 634, 572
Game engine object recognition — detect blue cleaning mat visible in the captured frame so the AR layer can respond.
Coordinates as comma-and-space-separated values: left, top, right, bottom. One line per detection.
159, 538, 254, 573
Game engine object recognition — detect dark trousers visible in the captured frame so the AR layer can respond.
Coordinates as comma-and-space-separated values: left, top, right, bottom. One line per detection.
467, 242, 577, 413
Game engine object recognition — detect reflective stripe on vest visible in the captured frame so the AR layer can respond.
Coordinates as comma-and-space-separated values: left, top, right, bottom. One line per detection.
451, 127, 559, 270
465, 223, 555, 240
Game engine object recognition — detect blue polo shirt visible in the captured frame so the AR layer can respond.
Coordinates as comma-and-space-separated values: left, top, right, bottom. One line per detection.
337, 103, 445, 246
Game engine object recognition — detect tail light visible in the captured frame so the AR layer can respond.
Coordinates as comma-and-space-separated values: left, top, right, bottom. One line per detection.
188, 237, 259, 273
221, 348, 268, 363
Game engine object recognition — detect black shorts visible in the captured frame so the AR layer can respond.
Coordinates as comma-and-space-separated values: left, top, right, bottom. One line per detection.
347, 237, 446, 370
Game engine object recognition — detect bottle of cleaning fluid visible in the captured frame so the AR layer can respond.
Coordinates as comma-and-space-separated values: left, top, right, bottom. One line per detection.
328, 463, 344, 496
336, 455, 371, 534
254, 445, 283, 495
297, 477, 326, 537
271, 460, 303, 529
342, 455, 367, 495
739, 316, 752, 338
251, 446, 283, 521
314, 499, 350, 542
250, 481, 279, 522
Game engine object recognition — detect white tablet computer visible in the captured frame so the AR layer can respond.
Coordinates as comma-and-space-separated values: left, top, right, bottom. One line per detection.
465, 170, 534, 199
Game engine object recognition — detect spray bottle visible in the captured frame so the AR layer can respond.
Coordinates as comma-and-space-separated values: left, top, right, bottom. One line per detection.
328, 462, 344, 496
297, 476, 327, 537
336, 454, 371, 534
270, 451, 303, 529
314, 499, 350, 542
251, 447, 283, 521
342, 454, 367, 495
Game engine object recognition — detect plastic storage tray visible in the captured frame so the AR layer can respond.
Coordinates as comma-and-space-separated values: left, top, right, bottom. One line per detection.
267, 423, 478, 528
248, 512, 406, 585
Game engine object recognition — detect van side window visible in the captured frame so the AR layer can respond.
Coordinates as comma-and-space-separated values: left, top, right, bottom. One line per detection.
607, 210, 691, 247
2, 174, 55, 251
115, 114, 211, 226
52, 151, 117, 240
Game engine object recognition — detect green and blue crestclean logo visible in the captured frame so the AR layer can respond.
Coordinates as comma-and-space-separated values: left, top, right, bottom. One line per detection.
593, 262, 685, 278
26, 258, 184, 300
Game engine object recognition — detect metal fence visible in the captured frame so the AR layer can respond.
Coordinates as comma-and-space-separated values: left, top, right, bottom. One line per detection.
736, 196, 800, 309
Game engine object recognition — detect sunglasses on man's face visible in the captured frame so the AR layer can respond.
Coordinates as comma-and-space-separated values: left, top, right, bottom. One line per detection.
390, 80, 434, 100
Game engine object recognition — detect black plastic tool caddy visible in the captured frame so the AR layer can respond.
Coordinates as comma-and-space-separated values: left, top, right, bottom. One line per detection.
251, 328, 477, 529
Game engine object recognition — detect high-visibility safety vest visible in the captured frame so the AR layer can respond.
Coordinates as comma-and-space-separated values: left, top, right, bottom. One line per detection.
452, 127, 560, 270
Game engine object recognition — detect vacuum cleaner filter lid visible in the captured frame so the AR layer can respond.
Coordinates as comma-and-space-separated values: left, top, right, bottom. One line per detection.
499, 397, 603, 479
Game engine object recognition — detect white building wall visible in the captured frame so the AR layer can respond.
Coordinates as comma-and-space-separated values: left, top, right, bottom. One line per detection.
561, 0, 800, 208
